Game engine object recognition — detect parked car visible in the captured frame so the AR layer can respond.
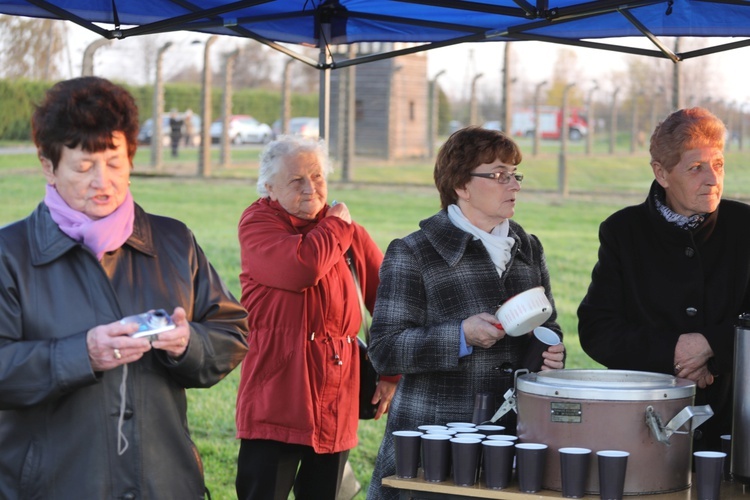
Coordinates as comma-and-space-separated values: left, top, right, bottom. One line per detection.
137, 113, 202, 147
272, 117, 320, 140
482, 120, 502, 131
289, 117, 319, 139
210, 115, 273, 144
271, 119, 283, 137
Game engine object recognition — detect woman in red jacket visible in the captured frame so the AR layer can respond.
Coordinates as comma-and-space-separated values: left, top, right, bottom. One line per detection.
235, 135, 398, 499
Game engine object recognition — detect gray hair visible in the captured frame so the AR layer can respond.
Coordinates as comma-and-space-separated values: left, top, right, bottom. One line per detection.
256, 135, 333, 197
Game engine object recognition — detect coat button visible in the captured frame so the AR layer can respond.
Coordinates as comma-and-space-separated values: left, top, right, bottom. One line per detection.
686, 307, 698, 317
123, 493, 136, 500
494, 362, 514, 374
684, 247, 695, 257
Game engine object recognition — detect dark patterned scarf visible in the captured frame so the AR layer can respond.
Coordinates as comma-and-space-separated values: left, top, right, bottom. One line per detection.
653, 188, 707, 230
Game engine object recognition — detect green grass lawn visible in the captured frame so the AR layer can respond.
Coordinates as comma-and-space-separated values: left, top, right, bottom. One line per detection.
3, 143, 750, 499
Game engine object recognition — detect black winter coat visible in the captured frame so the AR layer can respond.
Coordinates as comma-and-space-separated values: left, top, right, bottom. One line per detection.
578, 181, 750, 450
0, 202, 248, 499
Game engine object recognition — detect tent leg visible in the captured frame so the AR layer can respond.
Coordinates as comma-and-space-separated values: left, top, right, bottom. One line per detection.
319, 23, 331, 144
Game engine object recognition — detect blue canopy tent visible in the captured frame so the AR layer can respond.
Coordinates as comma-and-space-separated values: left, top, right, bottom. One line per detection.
2, 0, 750, 65
2, 0, 750, 137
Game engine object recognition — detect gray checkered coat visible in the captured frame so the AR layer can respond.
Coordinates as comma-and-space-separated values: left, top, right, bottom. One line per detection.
366, 209, 561, 499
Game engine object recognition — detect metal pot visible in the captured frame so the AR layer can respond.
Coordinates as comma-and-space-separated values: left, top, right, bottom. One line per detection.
516, 369, 713, 495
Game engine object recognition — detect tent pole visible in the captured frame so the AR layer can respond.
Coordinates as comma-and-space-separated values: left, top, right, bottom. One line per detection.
501, 42, 513, 134
672, 38, 681, 110
151, 41, 172, 171
198, 35, 218, 177
219, 48, 241, 169
318, 23, 331, 145
618, 9, 679, 63
341, 44, 356, 181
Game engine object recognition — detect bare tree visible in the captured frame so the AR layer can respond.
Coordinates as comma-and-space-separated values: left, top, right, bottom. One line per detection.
232, 41, 277, 89
677, 38, 715, 107
624, 58, 653, 120
137, 36, 160, 85
289, 47, 320, 93
213, 41, 318, 93
0, 15, 66, 80
168, 65, 204, 84
546, 49, 583, 107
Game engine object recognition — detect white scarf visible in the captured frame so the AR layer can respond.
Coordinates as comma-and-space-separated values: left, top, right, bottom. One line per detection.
447, 204, 515, 278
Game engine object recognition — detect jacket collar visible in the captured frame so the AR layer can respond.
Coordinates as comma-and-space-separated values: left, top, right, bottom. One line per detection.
260, 198, 326, 233
645, 180, 719, 244
29, 202, 156, 266
419, 209, 527, 267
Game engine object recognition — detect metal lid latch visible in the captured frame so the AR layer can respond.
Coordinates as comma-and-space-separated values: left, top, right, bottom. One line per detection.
488, 369, 529, 424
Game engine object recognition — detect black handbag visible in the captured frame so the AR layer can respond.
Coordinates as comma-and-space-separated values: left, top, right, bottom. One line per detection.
347, 249, 379, 420
357, 337, 379, 420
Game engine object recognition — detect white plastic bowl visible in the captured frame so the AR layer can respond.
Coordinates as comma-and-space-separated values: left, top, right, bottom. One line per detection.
495, 286, 553, 337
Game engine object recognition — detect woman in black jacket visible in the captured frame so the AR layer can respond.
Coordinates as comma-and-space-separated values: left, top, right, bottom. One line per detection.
578, 107, 750, 452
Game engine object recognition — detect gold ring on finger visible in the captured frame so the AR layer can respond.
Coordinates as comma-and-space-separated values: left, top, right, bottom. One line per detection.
114, 348, 122, 360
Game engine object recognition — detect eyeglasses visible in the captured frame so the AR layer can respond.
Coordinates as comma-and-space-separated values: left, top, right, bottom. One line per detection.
469, 171, 524, 184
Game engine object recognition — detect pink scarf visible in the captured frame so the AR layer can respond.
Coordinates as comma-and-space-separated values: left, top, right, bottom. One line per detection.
44, 184, 135, 260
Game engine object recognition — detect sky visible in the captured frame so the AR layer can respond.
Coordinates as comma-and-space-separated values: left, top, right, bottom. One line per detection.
61, 21, 750, 109
427, 38, 750, 106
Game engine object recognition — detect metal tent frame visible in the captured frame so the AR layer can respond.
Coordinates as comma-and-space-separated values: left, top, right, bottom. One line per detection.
3, 0, 749, 146
3, 0, 750, 67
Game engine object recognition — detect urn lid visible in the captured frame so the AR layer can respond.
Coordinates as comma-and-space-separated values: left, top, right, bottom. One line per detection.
517, 369, 695, 401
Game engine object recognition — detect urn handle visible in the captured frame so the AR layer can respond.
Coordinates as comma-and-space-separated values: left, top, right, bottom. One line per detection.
645, 404, 714, 445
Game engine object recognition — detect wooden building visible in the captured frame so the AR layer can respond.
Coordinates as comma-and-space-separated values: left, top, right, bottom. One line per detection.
328, 45, 429, 160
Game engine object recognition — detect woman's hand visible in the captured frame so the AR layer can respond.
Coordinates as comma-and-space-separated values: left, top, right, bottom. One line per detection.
87, 321, 152, 371
463, 313, 505, 349
150, 307, 191, 359
326, 201, 352, 224
674, 333, 714, 387
372, 379, 398, 420
541, 342, 566, 370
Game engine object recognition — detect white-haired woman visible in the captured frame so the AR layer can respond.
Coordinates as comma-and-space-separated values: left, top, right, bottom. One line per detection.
235, 135, 398, 500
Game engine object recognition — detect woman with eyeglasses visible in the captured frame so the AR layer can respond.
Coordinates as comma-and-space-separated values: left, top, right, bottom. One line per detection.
366, 126, 565, 499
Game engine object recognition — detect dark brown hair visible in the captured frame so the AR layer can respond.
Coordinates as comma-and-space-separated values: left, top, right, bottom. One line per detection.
649, 107, 725, 171
434, 126, 523, 209
32, 76, 139, 169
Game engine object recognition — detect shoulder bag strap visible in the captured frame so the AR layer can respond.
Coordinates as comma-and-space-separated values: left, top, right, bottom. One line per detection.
345, 248, 370, 345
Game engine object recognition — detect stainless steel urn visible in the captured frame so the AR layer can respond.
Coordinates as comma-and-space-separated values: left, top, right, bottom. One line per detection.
516, 370, 713, 495
731, 313, 750, 484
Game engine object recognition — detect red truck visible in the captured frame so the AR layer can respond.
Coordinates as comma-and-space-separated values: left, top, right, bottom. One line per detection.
510, 106, 589, 141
